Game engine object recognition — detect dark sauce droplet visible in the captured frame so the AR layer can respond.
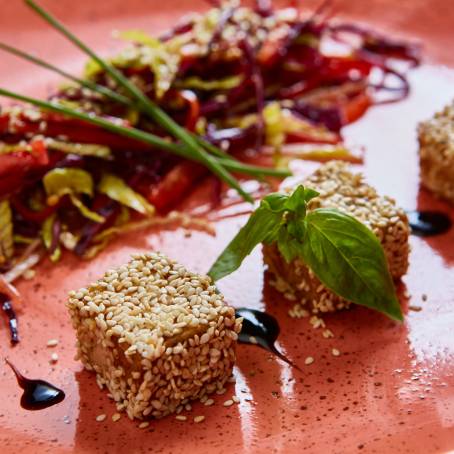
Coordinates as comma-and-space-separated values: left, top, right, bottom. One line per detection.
236, 308, 301, 371
5, 359, 65, 410
0, 294, 19, 345
407, 210, 452, 236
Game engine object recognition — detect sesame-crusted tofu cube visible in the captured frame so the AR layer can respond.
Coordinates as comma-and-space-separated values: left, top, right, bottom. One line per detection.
418, 101, 454, 205
263, 161, 410, 313
66, 252, 242, 420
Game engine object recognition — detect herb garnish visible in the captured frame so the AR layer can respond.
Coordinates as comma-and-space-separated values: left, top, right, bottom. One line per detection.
208, 185, 403, 321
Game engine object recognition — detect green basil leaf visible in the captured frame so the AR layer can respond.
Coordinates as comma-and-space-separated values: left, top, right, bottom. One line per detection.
276, 226, 303, 263
208, 205, 282, 282
284, 185, 318, 213
301, 208, 402, 321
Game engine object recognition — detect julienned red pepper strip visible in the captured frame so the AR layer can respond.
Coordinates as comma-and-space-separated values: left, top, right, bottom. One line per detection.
342, 90, 371, 124
0, 112, 152, 152
0, 140, 49, 175
147, 161, 208, 213
11, 197, 59, 224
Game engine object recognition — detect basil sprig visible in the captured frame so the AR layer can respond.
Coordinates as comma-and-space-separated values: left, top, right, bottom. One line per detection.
208, 185, 403, 321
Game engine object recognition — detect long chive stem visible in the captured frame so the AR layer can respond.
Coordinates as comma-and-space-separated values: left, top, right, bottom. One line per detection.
0, 42, 131, 106
25, 0, 253, 202
0, 41, 237, 163
6, 4, 287, 182
0, 87, 290, 179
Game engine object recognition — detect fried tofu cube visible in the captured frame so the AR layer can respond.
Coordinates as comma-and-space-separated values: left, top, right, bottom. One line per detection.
263, 161, 410, 314
67, 252, 241, 420
418, 101, 454, 205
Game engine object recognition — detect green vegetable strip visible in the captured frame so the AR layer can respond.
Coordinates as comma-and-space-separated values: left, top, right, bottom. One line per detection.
98, 174, 155, 215
0, 87, 290, 180
0, 24, 289, 179
0, 200, 14, 264
25, 0, 253, 203
0, 42, 131, 106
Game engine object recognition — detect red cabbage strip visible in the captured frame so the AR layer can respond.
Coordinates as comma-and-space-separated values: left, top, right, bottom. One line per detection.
291, 102, 343, 132
74, 199, 119, 256
328, 23, 421, 66
356, 50, 411, 104
240, 40, 265, 150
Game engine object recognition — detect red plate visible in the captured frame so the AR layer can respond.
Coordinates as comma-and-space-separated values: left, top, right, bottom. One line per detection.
1, 1, 454, 453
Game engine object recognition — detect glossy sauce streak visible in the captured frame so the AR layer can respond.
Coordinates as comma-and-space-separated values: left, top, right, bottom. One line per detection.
1, 294, 19, 345
5, 359, 65, 410
407, 210, 452, 236
236, 308, 301, 371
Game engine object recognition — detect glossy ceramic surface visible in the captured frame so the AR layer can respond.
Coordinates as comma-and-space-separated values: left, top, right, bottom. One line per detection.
0, 1, 454, 453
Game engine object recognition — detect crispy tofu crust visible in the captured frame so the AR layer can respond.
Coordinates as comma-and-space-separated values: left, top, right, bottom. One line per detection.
67, 252, 242, 420
418, 101, 454, 205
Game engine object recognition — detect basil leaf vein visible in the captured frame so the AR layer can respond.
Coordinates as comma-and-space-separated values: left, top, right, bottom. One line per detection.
302, 209, 402, 321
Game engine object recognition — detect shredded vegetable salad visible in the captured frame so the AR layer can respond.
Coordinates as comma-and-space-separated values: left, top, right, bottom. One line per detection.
0, 0, 420, 342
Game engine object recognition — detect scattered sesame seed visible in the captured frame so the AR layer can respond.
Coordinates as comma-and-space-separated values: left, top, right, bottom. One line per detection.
304, 356, 314, 365
322, 329, 334, 339
193, 415, 205, 423
22, 269, 36, 280
332, 348, 340, 357
204, 398, 214, 406
138, 421, 149, 429
96, 414, 106, 422
175, 415, 187, 421
111, 413, 121, 422
50, 353, 59, 363
46, 339, 59, 348
223, 399, 234, 407
309, 316, 325, 329
232, 395, 240, 403
248, 336, 258, 344
185, 404, 192, 411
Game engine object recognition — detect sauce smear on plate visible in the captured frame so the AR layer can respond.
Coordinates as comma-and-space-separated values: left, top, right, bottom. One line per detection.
236, 308, 301, 370
407, 210, 452, 236
5, 359, 65, 410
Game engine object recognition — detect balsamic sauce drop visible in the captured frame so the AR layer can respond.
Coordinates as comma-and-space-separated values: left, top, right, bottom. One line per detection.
5, 359, 65, 410
236, 308, 301, 371
407, 210, 452, 236
1, 294, 19, 345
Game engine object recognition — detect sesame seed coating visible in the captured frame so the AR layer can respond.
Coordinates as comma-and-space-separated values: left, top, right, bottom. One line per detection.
418, 101, 454, 205
67, 252, 242, 420
264, 161, 410, 314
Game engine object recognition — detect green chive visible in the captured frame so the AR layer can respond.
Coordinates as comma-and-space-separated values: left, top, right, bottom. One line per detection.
25, 0, 253, 202
2, 10, 289, 181
0, 42, 131, 106
0, 87, 290, 180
